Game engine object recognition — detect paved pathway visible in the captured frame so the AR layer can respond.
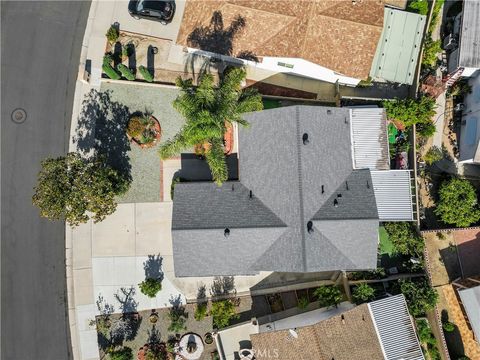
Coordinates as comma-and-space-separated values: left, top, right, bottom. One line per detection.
1, 2, 90, 359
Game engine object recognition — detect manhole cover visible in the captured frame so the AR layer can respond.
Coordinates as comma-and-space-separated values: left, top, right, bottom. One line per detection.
11, 108, 27, 123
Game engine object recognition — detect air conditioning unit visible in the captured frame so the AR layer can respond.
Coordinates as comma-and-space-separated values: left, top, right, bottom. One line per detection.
443, 34, 458, 51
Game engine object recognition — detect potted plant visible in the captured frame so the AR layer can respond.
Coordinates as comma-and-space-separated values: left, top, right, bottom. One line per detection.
204, 333, 214, 344
126, 113, 161, 148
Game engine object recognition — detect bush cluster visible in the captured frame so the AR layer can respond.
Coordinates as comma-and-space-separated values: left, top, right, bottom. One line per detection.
424, 146, 443, 165
117, 64, 135, 81
194, 302, 208, 321
313, 286, 342, 308
210, 299, 239, 329
383, 222, 424, 257
102, 55, 121, 80
399, 279, 438, 317
139, 65, 154, 82
138, 278, 162, 298
106, 25, 119, 43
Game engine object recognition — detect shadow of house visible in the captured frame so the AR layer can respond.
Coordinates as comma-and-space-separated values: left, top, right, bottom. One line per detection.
455, 236, 480, 278
174, 153, 238, 182
143, 254, 164, 281
187, 11, 247, 57
73, 89, 132, 184
439, 246, 462, 281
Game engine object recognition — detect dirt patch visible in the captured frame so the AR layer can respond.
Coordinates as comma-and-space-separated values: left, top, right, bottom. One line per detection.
423, 232, 462, 286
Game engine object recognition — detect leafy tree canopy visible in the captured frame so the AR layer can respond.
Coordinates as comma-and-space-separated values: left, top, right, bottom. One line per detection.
399, 279, 438, 317
313, 286, 342, 308
423, 146, 443, 165
435, 177, 480, 227
159, 67, 263, 185
383, 96, 436, 129
384, 222, 424, 257
32, 152, 129, 227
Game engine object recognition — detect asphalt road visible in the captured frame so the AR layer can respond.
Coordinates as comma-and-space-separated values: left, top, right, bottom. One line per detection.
1, 2, 90, 359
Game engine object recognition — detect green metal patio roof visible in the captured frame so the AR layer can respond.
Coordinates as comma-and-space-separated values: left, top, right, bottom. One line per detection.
370, 8, 426, 85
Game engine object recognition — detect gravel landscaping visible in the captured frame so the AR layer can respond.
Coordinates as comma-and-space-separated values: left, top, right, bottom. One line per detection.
94, 81, 185, 203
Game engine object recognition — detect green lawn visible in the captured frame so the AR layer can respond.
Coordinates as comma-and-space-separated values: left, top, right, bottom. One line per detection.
379, 226, 394, 255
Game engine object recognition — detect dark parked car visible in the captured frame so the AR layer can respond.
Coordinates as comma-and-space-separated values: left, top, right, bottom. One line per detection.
128, 0, 175, 24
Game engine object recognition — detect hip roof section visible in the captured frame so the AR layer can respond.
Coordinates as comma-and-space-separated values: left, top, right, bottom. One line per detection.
176, 0, 384, 79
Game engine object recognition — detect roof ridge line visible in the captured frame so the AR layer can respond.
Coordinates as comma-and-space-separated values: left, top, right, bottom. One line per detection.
295, 106, 307, 273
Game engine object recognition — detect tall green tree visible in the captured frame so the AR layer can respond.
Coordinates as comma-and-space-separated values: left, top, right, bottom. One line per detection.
383, 96, 436, 128
159, 67, 263, 185
435, 177, 480, 227
32, 152, 129, 226
384, 222, 424, 257
399, 279, 438, 317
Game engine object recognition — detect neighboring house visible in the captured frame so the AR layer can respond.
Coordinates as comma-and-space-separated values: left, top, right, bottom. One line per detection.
171, 106, 414, 277
175, 0, 385, 86
370, 8, 426, 85
215, 294, 424, 360
458, 285, 480, 345
445, 0, 480, 86
459, 72, 480, 163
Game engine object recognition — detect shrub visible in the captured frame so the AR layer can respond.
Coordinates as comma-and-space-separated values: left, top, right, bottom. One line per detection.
126, 116, 145, 139
139, 65, 154, 83
435, 177, 480, 227
32, 153, 129, 226
417, 120, 436, 138
139, 278, 162, 298
352, 283, 375, 304
384, 222, 424, 257
407, 0, 429, 15
424, 146, 443, 165
170, 177, 181, 200
167, 306, 187, 332
297, 296, 309, 309
102, 56, 121, 80
348, 268, 387, 281
443, 321, 455, 332
383, 96, 436, 129
449, 80, 472, 97
109, 347, 133, 360
106, 25, 119, 43
194, 302, 208, 321
210, 299, 239, 329
422, 36, 442, 69
313, 286, 342, 308
399, 279, 438, 317
117, 64, 135, 81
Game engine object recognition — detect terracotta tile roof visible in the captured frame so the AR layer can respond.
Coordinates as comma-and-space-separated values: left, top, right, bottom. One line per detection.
250, 304, 384, 360
176, 0, 385, 79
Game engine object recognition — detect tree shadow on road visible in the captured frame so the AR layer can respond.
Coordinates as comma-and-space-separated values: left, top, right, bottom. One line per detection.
73, 89, 132, 184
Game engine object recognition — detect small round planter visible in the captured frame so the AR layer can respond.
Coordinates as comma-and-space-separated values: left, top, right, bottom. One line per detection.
126, 115, 161, 149
149, 313, 159, 324
204, 333, 213, 345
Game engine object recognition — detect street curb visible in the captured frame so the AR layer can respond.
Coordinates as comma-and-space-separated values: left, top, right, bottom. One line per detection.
66, 1, 98, 359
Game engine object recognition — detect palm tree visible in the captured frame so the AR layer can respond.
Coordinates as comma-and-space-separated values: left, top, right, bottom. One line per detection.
159, 67, 263, 185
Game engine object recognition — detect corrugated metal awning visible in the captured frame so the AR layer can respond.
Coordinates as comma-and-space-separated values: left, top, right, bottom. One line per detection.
371, 170, 414, 221
350, 108, 390, 170
458, 286, 480, 342
369, 295, 425, 360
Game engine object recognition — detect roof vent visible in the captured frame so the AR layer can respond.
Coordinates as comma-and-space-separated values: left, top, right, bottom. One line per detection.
321, 185, 325, 194
302, 133, 309, 145
341, 314, 345, 324
232, 184, 235, 191
249, 190, 253, 199
344, 117, 348, 124
333, 199, 339, 207
327, 109, 332, 115
224, 228, 230, 237
337, 193, 342, 198
307, 221, 314, 234
345, 181, 349, 190
366, 180, 370, 189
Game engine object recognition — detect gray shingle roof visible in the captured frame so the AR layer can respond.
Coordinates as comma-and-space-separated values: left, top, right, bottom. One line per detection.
172, 106, 381, 277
